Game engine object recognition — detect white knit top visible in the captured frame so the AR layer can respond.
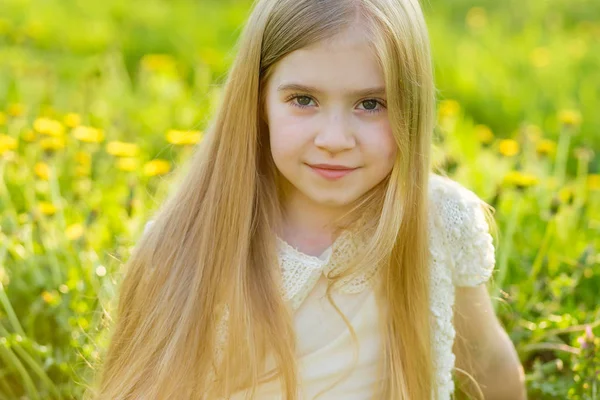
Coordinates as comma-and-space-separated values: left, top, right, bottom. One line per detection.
144, 173, 496, 399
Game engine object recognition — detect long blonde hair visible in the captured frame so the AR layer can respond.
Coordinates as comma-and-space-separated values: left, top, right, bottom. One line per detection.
90, 0, 436, 398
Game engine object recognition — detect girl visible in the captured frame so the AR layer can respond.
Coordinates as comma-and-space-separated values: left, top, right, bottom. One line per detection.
92, 0, 526, 399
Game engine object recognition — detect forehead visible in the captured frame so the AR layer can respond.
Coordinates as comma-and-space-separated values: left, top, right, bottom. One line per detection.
268, 26, 384, 93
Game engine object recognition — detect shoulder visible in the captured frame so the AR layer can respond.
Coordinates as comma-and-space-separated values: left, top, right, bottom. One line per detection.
427, 173, 491, 239
428, 173, 496, 287
428, 173, 486, 215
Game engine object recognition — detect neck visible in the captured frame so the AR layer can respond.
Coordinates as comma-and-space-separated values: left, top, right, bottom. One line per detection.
279, 190, 353, 258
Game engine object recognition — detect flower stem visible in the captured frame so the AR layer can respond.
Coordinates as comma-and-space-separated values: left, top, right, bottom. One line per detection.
492, 191, 522, 312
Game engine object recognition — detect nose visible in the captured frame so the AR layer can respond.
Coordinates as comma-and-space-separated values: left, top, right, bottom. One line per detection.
313, 111, 356, 153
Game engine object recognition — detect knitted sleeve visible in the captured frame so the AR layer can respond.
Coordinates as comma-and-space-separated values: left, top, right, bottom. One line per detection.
435, 176, 496, 287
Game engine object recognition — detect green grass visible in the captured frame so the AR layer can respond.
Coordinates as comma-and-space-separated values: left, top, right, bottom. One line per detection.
0, 0, 598, 398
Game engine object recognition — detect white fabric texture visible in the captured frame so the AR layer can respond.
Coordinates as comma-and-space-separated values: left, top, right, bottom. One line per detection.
143, 173, 496, 399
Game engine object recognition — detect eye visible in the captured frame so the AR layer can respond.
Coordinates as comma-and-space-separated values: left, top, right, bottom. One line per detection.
296, 96, 313, 106
287, 94, 316, 109
362, 100, 378, 110
357, 99, 386, 114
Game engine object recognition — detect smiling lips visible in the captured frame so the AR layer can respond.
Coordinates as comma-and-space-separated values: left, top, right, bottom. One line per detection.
310, 163, 356, 170
308, 163, 358, 180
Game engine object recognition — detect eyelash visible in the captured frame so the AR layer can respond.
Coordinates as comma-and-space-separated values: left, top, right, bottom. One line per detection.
285, 93, 386, 114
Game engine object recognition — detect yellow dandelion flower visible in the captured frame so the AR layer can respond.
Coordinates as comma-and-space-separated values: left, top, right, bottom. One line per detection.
530, 47, 551, 68
38, 201, 57, 216
75, 151, 91, 166
502, 171, 520, 186
474, 125, 494, 144
0, 111, 6, 125
117, 157, 139, 172
466, 7, 488, 30
0, 134, 18, 154
106, 141, 140, 157
22, 129, 36, 142
558, 109, 582, 127
39, 136, 65, 151
588, 174, 600, 191
66, 223, 84, 240
502, 171, 538, 189
438, 99, 461, 119
7, 103, 25, 117
536, 139, 557, 156
498, 139, 520, 157
143, 159, 171, 177
63, 113, 81, 128
34, 162, 51, 180
166, 129, 203, 145
41, 290, 55, 304
73, 126, 104, 143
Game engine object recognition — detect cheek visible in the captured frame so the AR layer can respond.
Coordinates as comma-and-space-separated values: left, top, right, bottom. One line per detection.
362, 120, 397, 165
267, 106, 311, 159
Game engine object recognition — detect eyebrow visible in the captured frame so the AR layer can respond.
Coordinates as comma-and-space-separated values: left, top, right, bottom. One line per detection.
277, 83, 386, 97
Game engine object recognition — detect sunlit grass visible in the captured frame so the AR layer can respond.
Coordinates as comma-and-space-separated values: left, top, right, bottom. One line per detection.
0, 0, 598, 399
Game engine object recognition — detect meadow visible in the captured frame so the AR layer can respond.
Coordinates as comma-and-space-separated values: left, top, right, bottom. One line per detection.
0, 0, 598, 398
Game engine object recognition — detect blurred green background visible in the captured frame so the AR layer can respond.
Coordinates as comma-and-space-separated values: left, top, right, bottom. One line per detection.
0, 0, 598, 398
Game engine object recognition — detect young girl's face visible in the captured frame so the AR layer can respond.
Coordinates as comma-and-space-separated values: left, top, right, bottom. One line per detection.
264, 25, 397, 212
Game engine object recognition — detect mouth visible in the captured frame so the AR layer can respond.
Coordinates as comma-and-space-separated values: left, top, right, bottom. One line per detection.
307, 164, 359, 180
308, 164, 358, 171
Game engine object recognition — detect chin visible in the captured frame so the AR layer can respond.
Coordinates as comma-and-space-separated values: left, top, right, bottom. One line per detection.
307, 190, 358, 208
